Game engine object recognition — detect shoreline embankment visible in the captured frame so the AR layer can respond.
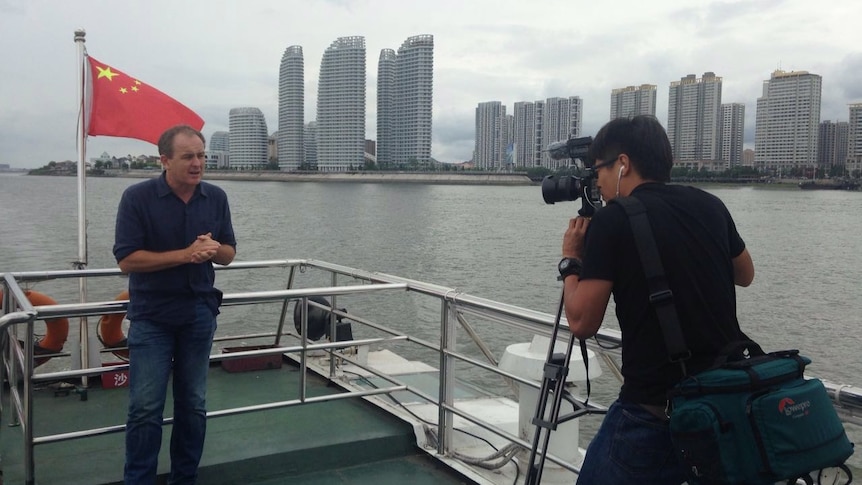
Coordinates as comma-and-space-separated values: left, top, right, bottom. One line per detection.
115, 170, 535, 186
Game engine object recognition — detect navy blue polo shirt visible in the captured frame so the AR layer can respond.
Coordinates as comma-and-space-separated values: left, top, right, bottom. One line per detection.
113, 172, 237, 325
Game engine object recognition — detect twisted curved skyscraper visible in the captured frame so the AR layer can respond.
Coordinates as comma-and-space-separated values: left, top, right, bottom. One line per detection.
376, 49, 397, 169
317, 37, 366, 171
377, 35, 434, 168
277, 45, 304, 170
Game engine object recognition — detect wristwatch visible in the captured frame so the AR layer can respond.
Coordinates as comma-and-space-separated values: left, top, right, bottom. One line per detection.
558, 257, 582, 279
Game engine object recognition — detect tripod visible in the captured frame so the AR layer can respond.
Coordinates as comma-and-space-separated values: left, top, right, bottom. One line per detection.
522, 286, 605, 485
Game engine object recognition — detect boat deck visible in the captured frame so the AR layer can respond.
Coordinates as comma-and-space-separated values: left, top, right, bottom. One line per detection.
0, 358, 474, 485
5, 260, 862, 485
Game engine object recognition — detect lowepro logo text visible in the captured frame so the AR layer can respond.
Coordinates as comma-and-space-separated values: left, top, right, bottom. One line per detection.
778, 397, 811, 417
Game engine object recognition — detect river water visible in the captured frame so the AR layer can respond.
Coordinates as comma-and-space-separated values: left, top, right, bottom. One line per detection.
2, 172, 861, 452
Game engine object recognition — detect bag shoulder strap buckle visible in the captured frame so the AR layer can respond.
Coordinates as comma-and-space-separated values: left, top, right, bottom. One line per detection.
649, 289, 673, 305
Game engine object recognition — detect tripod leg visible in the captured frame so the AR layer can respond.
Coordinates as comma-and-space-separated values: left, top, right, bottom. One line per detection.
524, 286, 583, 485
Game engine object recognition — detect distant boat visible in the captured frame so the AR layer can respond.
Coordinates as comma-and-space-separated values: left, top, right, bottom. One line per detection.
798, 179, 860, 190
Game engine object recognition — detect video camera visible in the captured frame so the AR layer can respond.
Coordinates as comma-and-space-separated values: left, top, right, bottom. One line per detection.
540, 136, 603, 217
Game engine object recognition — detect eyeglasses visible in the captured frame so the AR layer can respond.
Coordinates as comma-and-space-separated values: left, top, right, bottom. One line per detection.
592, 155, 620, 171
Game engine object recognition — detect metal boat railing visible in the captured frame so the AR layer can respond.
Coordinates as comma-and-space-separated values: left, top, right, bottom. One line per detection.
1, 263, 412, 483
2, 259, 861, 484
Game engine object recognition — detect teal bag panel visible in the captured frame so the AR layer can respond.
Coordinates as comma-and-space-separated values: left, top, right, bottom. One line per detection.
670, 352, 853, 484
674, 352, 809, 394
751, 377, 854, 477
670, 400, 737, 483
671, 391, 765, 483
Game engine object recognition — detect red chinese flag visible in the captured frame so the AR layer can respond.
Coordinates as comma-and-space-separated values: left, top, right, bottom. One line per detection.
86, 56, 204, 145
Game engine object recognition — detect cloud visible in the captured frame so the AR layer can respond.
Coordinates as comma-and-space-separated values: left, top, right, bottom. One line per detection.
2, 0, 861, 167
829, 53, 862, 104
0, 107, 79, 165
432, 110, 475, 163
0, 0, 26, 14
671, 0, 786, 35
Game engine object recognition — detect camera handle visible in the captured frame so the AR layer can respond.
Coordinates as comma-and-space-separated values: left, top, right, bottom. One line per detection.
578, 176, 600, 218
523, 285, 605, 485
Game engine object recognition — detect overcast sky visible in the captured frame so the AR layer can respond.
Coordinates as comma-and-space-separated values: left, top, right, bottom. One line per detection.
1, 0, 860, 168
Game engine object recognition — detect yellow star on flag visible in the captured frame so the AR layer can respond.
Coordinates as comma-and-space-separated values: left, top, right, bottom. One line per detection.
86, 55, 205, 145
96, 65, 119, 81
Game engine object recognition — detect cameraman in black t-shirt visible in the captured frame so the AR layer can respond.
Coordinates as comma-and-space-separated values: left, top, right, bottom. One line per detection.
560, 116, 755, 485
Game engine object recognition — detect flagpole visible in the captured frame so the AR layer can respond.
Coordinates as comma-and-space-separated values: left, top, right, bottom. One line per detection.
75, 29, 88, 271
74, 29, 96, 378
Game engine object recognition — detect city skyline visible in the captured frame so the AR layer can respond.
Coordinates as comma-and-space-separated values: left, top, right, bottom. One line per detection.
277, 45, 304, 170
71, 65, 856, 172
2, 0, 861, 168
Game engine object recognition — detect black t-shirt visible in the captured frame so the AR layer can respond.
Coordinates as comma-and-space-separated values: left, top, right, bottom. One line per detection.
580, 183, 747, 405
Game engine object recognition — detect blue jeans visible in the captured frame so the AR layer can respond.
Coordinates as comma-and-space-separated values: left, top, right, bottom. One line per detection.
576, 400, 688, 485
124, 300, 217, 485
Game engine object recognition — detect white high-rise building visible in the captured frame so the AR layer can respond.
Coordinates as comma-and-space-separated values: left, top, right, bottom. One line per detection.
277, 46, 304, 171
718, 103, 745, 168
268, 133, 278, 164
207, 130, 230, 169
376, 49, 397, 168
395, 35, 433, 167
210, 131, 230, 152
513, 101, 540, 167
848, 104, 862, 176
479, 96, 580, 170
303, 121, 318, 169
754, 70, 822, 173
541, 96, 583, 170
474, 101, 506, 170
317, 36, 366, 171
518, 101, 547, 168
836, 122, 850, 169
743, 149, 756, 167
610, 84, 657, 120
377, 35, 434, 168
204, 151, 229, 170
667, 72, 722, 163
504, 114, 514, 166
818, 121, 849, 168
228, 107, 268, 170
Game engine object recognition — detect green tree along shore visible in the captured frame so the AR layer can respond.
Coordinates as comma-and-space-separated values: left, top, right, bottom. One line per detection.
26, 159, 858, 186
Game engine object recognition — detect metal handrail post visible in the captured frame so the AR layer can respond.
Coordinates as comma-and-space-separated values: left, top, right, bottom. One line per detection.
23, 315, 36, 484
329, 271, 338, 378
273, 265, 297, 346
0, 308, 36, 463
274, 299, 290, 347
437, 298, 455, 455
299, 297, 308, 402
3, 274, 28, 428
0, 282, 9, 417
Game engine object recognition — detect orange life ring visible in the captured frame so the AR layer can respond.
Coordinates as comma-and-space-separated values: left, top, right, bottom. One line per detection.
0, 289, 69, 366
98, 290, 129, 359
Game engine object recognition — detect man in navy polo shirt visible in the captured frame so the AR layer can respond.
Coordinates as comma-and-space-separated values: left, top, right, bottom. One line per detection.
114, 124, 237, 484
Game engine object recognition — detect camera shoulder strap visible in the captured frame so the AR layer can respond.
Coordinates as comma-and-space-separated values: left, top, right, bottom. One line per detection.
610, 196, 691, 373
